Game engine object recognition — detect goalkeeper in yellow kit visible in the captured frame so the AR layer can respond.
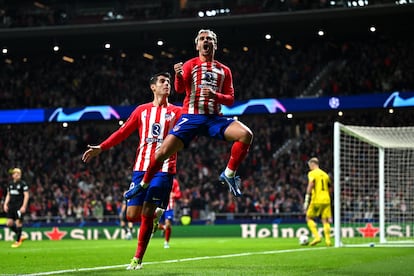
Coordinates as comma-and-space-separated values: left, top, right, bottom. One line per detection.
303, 157, 332, 246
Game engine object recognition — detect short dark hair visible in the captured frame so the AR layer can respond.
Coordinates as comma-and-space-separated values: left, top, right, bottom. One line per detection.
149, 72, 171, 85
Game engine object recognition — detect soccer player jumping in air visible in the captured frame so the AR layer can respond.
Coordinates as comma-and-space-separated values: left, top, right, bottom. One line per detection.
82, 72, 181, 270
125, 29, 253, 200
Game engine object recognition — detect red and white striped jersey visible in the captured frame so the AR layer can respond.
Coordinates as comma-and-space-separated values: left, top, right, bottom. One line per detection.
174, 57, 235, 115
100, 102, 182, 174
167, 178, 182, 211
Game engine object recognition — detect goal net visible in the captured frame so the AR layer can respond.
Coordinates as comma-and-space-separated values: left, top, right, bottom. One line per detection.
333, 122, 414, 247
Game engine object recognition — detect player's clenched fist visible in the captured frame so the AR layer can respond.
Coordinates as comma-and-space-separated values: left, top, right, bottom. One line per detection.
174, 62, 183, 75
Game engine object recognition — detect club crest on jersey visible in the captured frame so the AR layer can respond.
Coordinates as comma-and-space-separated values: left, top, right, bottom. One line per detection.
165, 114, 172, 120
152, 123, 161, 137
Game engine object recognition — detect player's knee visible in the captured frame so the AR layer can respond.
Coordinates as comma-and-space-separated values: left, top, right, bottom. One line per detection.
231, 122, 253, 144
243, 128, 253, 144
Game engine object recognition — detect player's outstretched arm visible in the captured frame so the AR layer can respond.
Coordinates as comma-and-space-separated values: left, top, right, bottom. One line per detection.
82, 145, 102, 163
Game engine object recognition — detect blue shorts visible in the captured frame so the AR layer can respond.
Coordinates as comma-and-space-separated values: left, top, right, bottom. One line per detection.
170, 114, 234, 147
159, 209, 174, 224
127, 171, 174, 210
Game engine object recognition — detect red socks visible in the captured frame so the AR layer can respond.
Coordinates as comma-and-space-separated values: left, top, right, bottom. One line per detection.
227, 141, 250, 171
165, 227, 171, 242
134, 214, 153, 259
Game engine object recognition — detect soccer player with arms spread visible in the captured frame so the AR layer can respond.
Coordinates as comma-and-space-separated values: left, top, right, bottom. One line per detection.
303, 157, 332, 246
125, 29, 253, 200
82, 72, 181, 270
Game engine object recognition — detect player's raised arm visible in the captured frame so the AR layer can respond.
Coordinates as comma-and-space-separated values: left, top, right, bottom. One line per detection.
174, 62, 185, 93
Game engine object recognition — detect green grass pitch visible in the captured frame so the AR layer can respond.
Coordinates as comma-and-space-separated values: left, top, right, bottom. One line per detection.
1, 237, 414, 275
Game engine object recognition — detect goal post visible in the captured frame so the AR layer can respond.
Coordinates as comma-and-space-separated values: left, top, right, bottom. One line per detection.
334, 122, 414, 247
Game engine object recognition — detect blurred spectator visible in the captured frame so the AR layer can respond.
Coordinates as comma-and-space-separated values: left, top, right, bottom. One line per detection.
1, 108, 412, 224
1, 37, 413, 110
0, 25, 413, 224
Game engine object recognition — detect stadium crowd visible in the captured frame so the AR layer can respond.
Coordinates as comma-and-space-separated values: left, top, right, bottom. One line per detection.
0, 109, 412, 225
1, 36, 413, 110
0, 19, 413, 225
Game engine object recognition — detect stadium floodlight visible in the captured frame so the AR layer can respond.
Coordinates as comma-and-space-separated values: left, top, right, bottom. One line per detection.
395, 0, 414, 4
197, 8, 230, 17
334, 122, 414, 247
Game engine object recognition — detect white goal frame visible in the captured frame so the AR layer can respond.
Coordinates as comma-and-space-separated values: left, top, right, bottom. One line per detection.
333, 122, 414, 247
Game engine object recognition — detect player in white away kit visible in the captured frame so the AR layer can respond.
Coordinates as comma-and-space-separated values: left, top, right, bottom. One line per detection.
82, 72, 181, 270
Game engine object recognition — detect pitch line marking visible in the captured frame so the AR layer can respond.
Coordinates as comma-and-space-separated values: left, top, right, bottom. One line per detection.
21, 247, 328, 275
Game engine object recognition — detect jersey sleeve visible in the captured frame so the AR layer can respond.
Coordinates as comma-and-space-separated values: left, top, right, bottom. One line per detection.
174, 106, 183, 120
100, 107, 140, 150
174, 61, 191, 94
307, 171, 315, 183
22, 180, 29, 192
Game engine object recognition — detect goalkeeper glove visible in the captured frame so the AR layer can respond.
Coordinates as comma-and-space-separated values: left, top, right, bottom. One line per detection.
303, 194, 310, 211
